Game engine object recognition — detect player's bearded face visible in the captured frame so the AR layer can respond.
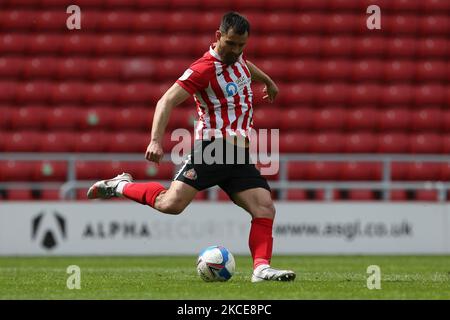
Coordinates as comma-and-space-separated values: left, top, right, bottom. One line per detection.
216, 29, 248, 65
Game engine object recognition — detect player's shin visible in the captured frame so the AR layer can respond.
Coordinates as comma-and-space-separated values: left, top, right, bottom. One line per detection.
121, 182, 166, 208
248, 217, 274, 269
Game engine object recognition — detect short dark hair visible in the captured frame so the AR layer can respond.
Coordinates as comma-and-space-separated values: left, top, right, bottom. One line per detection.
219, 12, 250, 35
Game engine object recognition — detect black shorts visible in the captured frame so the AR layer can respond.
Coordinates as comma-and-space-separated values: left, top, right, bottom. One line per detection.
174, 138, 271, 198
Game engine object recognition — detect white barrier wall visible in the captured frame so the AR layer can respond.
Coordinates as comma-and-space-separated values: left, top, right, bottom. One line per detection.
0, 202, 449, 255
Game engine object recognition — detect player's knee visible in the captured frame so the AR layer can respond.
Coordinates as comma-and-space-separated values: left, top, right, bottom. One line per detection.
161, 198, 187, 215
255, 200, 276, 219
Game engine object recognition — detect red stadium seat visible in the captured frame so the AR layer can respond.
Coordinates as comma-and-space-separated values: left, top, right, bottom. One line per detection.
319, 60, 352, 81
45, 106, 80, 130
0, 106, 12, 129
346, 107, 379, 131
389, 0, 420, 11
0, 10, 34, 30
316, 83, 350, 104
105, 132, 148, 153
40, 190, 60, 200
0, 82, 17, 102
407, 162, 441, 181
326, 14, 358, 34
79, 107, 113, 130
387, 37, 417, 57
121, 58, 156, 80
415, 190, 438, 201
377, 133, 409, 153
136, 0, 169, 9
88, 58, 122, 80
420, 15, 449, 36
441, 135, 450, 154
256, 36, 289, 56
161, 35, 195, 57
34, 10, 67, 31
381, 84, 413, 105
411, 108, 442, 132
385, 15, 419, 35
154, 58, 192, 81
195, 11, 223, 32
118, 82, 158, 104
344, 133, 377, 153
391, 162, 409, 181
328, 0, 364, 10
384, 60, 415, 81
415, 84, 445, 105
2, 131, 39, 152
292, 13, 324, 34
95, 34, 128, 55
286, 190, 308, 200
378, 108, 411, 131
51, 82, 86, 103
350, 84, 382, 105
421, 0, 450, 12
232, 0, 263, 10
415, 61, 447, 81
286, 59, 319, 81
38, 132, 76, 152
279, 133, 311, 153
340, 162, 381, 181
75, 161, 105, 180
10, 106, 47, 130
313, 107, 345, 131
315, 189, 341, 201
282, 83, 316, 104
166, 12, 199, 33
33, 161, 68, 182
261, 13, 294, 34
409, 133, 442, 153
217, 189, 231, 202
98, 11, 133, 31
354, 37, 386, 57
348, 189, 374, 201
7, 189, 33, 200
84, 82, 121, 104
290, 36, 321, 57
280, 107, 313, 131
27, 34, 62, 54
441, 163, 450, 181
193, 191, 207, 201
0, 161, 34, 181
251, 59, 288, 82
23, 57, 56, 79
252, 107, 281, 129
296, 0, 328, 10
76, 189, 90, 201
123, 162, 175, 180
0, 57, 23, 77
0, 34, 29, 54
61, 34, 95, 55
417, 38, 448, 58
170, 0, 202, 9
132, 12, 167, 32
112, 107, 154, 131
16, 82, 51, 103
444, 110, 450, 133
287, 162, 308, 181
352, 59, 383, 81
321, 36, 354, 57
74, 132, 106, 152
305, 162, 341, 181
391, 190, 408, 201
310, 133, 344, 153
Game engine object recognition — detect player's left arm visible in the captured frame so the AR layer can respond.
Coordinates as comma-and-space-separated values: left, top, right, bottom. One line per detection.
246, 60, 279, 103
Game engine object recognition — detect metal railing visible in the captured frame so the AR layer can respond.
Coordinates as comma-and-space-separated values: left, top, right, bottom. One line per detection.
0, 153, 449, 202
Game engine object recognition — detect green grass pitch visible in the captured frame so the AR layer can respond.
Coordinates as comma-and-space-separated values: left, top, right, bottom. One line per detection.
0, 256, 449, 299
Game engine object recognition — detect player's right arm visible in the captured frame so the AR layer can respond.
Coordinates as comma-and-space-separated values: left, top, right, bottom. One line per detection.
145, 83, 191, 163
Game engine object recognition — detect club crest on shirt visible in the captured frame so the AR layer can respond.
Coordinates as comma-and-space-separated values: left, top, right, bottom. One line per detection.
226, 82, 238, 97
183, 168, 197, 180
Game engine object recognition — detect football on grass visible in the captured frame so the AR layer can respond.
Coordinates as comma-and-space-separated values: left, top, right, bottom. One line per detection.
196, 245, 235, 282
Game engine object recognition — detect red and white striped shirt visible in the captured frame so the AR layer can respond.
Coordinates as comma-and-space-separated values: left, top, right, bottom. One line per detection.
176, 45, 253, 140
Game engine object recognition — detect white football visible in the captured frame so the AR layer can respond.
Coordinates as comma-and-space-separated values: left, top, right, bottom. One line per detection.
196, 245, 235, 282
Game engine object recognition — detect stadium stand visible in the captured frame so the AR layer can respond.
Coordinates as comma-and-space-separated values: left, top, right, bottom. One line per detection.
0, 0, 448, 201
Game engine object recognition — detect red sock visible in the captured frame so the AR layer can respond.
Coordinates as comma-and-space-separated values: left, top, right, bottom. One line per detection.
248, 217, 273, 269
122, 182, 166, 208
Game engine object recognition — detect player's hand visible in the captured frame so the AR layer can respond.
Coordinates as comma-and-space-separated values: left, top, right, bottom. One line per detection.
262, 81, 279, 103
145, 141, 164, 164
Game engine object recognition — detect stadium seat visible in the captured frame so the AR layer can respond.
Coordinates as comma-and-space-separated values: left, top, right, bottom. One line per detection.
84, 82, 121, 104
286, 59, 319, 81
105, 132, 148, 153
292, 13, 324, 34
217, 189, 231, 202
287, 162, 308, 181
0, 10, 35, 30
79, 107, 113, 130
286, 189, 307, 201
411, 108, 442, 132
328, 0, 364, 10
391, 162, 409, 181
251, 59, 287, 82
409, 133, 442, 153
121, 58, 156, 80
165, 12, 200, 33
296, 0, 328, 10
442, 135, 450, 154
321, 36, 354, 57
123, 162, 175, 180
261, 13, 294, 34
98, 11, 133, 31
340, 162, 381, 181
257, 36, 289, 57
40, 189, 61, 200
310, 133, 344, 153
0, 161, 34, 181
16, 82, 51, 103
0, 34, 29, 54
315, 189, 341, 201
381, 84, 413, 105
280, 107, 313, 131
390, 190, 408, 201
74, 132, 106, 153
61, 34, 95, 55
7, 189, 33, 200
193, 191, 207, 201
75, 161, 105, 180
118, 82, 157, 104
387, 37, 417, 57
282, 83, 316, 104
319, 60, 352, 81
38, 132, 76, 152
417, 38, 448, 58
415, 84, 445, 105
385, 15, 419, 35
23, 57, 56, 79
252, 107, 281, 129
154, 58, 192, 81
384, 60, 415, 81
441, 163, 450, 181
352, 59, 383, 81
354, 36, 386, 57
305, 162, 341, 181
421, 0, 450, 12
377, 133, 409, 153
389, 0, 421, 11
27, 34, 62, 54
10, 106, 48, 130
45, 106, 79, 130
415, 61, 447, 81
279, 133, 311, 153
76, 189, 90, 201
0, 57, 23, 77
313, 107, 345, 131
326, 14, 358, 34
88, 58, 122, 80
161, 35, 196, 57
444, 111, 450, 132
290, 36, 321, 57
316, 83, 350, 104
407, 162, 441, 181
378, 108, 411, 131
0, 107, 12, 129
350, 84, 382, 105
51, 82, 86, 103
34, 10, 67, 31
346, 107, 379, 131
112, 107, 154, 131
344, 133, 377, 153
420, 15, 449, 36
415, 190, 438, 201
2, 131, 39, 152
136, 0, 168, 9
33, 161, 68, 182
348, 189, 375, 201
95, 34, 128, 55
